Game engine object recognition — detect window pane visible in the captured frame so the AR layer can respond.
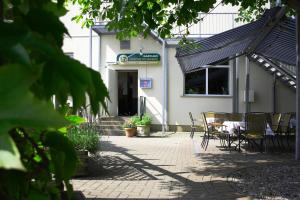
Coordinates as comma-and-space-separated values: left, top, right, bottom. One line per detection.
208, 68, 229, 95
185, 70, 206, 94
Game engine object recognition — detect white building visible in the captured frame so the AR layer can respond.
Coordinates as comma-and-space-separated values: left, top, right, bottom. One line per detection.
61, 4, 295, 131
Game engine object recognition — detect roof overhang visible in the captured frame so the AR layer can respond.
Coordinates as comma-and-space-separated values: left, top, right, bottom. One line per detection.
176, 7, 296, 74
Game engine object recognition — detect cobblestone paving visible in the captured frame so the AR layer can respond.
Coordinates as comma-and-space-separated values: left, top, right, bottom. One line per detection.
71, 133, 294, 200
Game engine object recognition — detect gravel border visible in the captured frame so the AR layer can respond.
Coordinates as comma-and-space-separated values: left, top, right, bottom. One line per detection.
227, 163, 300, 200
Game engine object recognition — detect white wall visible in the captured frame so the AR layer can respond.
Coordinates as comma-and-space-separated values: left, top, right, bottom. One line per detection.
168, 48, 233, 125
100, 35, 164, 124
237, 56, 296, 113
61, 4, 295, 127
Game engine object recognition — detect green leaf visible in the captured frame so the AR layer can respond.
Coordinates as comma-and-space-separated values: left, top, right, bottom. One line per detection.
25, 9, 68, 47
0, 64, 68, 133
27, 190, 51, 200
0, 22, 29, 48
45, 132, 78, 180
66, 115, 86, 125
0, 134, 26, 171
3, 44, 31, 66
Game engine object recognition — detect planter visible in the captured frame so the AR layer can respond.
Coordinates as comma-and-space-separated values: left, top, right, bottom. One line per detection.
124, 128, 136, 137
75, 150, 89, 176
137, 125, 150, 137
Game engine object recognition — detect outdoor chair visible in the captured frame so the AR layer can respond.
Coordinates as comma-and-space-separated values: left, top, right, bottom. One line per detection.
201, 112, 226, 150
269, 113, 282, 150
227, 113, 243, 122
242, 113, 267, 152
277, 113, 292, 149
224, 113, 243, 150
189, 112, 198, 138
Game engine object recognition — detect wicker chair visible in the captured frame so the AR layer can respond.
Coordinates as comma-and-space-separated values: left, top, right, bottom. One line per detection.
189, 112, 198, 138
242, 113, 267, 152
201, 112, 227, 150
277, 113, 292, 149
225, 113, 243, 150
269, 113, 282, 150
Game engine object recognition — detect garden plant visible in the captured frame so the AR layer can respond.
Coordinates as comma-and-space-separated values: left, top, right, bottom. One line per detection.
0, 1, 108, 199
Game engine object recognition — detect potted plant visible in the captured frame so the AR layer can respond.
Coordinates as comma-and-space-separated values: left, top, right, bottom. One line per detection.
122, 121, 137, 137
67, 123, 99, 176
131, 114, 152, 136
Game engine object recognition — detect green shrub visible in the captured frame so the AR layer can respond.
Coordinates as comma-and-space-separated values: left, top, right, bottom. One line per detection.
67, 123, 99, 153
130, 114, 152, 126
122, 120, 136, 128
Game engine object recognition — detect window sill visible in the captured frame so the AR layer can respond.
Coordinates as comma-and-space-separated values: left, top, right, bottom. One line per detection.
181, 94, 232, 98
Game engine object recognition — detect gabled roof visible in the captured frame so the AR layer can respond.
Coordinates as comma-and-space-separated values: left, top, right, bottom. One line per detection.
176, 7, 296, 73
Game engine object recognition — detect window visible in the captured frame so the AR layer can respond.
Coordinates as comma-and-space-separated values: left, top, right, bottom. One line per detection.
185, 67, 229, 95
120, 40, 131, 50
185, 69, 206, 94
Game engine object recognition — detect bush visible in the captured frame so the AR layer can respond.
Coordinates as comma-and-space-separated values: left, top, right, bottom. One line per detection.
122, 120, 136, 128
67, 123, 100, 153
130, 114, 152, 126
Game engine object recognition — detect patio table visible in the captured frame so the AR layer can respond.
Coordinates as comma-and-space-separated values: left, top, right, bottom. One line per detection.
221, 121, 274, 136
217, 121, 274, 151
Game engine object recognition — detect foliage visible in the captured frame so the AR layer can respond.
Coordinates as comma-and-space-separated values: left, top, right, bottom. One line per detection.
66, 115, 86, 126
130, 115, 152, 126
70, 0, 298, 40
67, 124, 100, 153
0, 0, 109, 200
122, 120, 137, 129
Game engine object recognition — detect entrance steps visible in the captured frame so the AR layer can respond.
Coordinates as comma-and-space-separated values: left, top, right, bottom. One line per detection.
97, 116, 129, 136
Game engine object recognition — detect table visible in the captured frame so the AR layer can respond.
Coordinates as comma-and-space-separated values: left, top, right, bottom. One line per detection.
222, 121, 274, 136
216, 121, 274, 151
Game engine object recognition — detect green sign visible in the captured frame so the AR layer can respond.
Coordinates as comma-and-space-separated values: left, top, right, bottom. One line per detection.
117, 53, 160, 65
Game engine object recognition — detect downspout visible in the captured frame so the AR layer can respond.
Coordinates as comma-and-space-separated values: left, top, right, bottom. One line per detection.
89, 27, 93, 68
89, 27, 93, 122
232, 57, 237, 113
245, 56, 250, 113
236, 56, 239, 113
272, 74, 277, 113
295, 12, 300, 160
165, 41, 169, 131
162, 39, 169, 133
152, 30, 168, 134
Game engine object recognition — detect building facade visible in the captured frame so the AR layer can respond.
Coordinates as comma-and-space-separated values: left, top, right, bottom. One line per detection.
61, 4, 296, 131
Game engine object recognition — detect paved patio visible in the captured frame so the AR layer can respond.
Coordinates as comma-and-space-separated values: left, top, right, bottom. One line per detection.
72, 133, 296, 200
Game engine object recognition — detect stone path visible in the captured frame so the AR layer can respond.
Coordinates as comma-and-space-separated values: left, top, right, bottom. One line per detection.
71, 133, 295, 200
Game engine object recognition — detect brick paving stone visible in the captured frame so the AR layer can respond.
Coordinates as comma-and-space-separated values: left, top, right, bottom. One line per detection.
71, 132, 294, 200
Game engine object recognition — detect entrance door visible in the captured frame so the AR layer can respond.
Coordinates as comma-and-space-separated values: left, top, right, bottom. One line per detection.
118, 71, 138, 116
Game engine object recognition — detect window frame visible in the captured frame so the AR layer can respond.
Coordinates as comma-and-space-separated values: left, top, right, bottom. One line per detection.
183, 64, 232, 97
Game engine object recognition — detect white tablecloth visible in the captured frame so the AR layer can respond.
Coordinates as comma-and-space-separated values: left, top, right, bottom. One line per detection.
221, 121, 274, 136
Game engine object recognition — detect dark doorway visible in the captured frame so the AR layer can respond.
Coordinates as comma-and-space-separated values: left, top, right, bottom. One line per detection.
118, 71, 138, 116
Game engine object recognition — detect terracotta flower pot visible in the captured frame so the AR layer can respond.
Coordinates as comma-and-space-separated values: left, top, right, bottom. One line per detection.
124, 128, 136, 137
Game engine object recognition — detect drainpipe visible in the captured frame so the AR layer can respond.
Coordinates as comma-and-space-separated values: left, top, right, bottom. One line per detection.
89, 27, 93, 68
232, 58, 237, 113
236, 56, 239, 113
88, 27, 93, 122
151, 32, 168, 133
295, 12, 300, 160
245, 56, 250, 113
272, 74, 277, 113
162, 39, 168, 133
165, 41, 169, 132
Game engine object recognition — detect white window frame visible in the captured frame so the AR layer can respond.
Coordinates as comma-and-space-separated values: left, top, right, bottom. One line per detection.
183, 65, 231, 97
